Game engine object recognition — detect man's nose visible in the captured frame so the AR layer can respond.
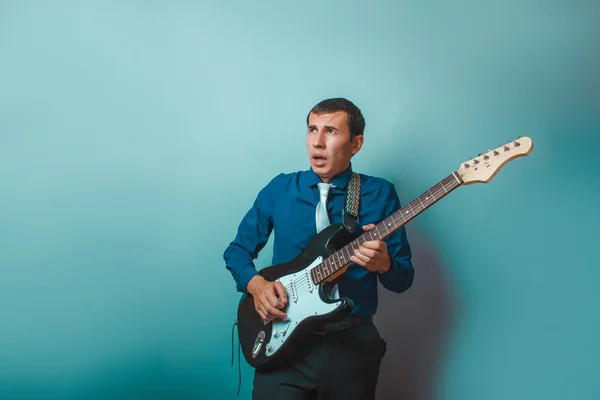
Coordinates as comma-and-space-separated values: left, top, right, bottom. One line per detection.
312, 131, 325, 148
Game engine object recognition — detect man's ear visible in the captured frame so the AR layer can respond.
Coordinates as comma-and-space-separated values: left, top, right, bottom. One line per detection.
351, 135, 364, 155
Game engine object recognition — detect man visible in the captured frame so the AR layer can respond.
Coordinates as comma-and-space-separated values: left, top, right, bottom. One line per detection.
224, 98, 414, 399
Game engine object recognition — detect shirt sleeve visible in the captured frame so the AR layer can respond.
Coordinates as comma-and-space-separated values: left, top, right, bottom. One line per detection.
377, 183, 415, 293
223, 177, 277, 293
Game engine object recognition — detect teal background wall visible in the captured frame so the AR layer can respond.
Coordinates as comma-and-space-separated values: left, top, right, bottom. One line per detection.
1, 1, 599, 399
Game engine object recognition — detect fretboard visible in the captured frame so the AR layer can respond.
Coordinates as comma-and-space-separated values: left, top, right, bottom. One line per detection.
311, 172, 463, 284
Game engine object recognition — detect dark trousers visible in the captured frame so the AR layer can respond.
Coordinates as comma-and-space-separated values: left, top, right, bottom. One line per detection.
252, 322, 387, 400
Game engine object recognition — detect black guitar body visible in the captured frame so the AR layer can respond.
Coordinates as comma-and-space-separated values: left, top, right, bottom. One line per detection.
237, 223, 356, 370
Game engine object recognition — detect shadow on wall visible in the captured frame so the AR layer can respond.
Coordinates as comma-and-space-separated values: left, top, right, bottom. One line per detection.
375, 229, 457, 400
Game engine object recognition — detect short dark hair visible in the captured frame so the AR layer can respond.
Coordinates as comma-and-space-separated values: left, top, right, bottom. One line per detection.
306, 98, 365, 137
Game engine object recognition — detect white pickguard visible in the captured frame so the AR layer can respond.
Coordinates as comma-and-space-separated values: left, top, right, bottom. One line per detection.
263, 256, 342, 357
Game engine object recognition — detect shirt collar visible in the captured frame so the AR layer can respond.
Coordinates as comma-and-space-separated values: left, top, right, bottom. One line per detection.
304, 163, 353, 190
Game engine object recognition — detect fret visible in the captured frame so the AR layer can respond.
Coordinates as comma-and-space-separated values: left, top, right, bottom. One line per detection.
332, 260, 339, 275
426, 194, 435, 207
341, 249, 349, 266
387, 215, 395, 229
314, 173, 463, 284
398, 209, 406, 223
427, 189, 436, 201
389, 217, 396, 230
402, 207, 411, 220
390, 213, 399, 227
339, 246, 348, 265
440, 181, 448, 193
348, 243, 355, 259
429, 192, 436, 205
329, 257, 336, 274
408, 202, 417, 217
345, 245, 353, 263
344, 245, 351, 262
425, 193, 433, 207
382, 219, 390, 235
373, 226, 381, 239
372, 229, 379, 239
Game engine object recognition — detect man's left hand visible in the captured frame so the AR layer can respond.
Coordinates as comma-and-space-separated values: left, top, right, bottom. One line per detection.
350, 223, 392, 274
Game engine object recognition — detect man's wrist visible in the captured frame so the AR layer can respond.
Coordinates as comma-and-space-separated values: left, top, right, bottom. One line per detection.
247, 275, 265, 296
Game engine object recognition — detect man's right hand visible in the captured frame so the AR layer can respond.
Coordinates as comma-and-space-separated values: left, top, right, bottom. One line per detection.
247, 275, 288, 323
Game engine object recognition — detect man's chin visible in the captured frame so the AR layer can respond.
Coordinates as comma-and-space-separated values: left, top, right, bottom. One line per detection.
311, 164, 328, 173
312, 167, 333, 181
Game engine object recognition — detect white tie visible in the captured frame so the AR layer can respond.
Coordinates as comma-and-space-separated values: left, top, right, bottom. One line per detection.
316, 182, 339, 299
315, 183, 332, 233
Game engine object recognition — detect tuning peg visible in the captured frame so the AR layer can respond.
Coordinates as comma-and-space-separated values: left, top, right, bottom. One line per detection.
503, 145, 510, 152
484, 154, 490, 160
473, 159, 480, 164
464, 163, 470, 168
493, 150, 499, 156
514, 140, 521, 147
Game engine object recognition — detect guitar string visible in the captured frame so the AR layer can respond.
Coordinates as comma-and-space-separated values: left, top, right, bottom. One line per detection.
281, 177, 457, 294
283, 182, 454, 295
280, 176, 459, 294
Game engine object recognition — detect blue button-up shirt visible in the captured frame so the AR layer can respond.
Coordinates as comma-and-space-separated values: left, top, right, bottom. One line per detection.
223, 165, 414, 316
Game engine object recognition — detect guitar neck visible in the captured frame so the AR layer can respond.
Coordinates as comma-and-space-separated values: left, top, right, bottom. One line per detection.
311, 172, 464, 284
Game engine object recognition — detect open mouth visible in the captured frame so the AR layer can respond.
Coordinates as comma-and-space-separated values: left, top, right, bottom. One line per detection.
312, 155, 327, 167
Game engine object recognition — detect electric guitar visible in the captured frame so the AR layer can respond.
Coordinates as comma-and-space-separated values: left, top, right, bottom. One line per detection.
237, 137, 534, 370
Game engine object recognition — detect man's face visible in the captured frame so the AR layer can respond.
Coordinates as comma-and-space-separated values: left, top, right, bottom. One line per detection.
306, 111, 363, 182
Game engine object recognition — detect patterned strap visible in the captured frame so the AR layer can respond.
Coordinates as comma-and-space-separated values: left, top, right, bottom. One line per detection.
345, 172, 361, 217
343, 172, 361, 232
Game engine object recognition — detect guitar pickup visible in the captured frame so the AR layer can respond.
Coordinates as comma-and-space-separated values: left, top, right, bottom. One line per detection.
290, 280, 298, 303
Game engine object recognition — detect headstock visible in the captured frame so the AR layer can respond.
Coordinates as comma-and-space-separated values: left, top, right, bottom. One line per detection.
457, 137, 534, 184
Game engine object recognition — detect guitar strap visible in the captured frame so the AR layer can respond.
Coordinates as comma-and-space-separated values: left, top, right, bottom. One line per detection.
342, 172, 361, 233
